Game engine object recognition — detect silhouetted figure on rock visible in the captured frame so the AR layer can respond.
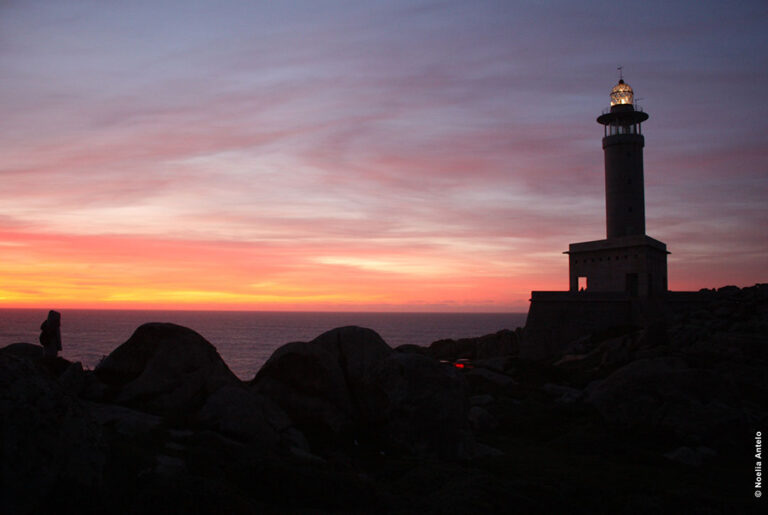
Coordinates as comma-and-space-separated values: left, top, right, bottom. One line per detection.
39, 310, 62, 358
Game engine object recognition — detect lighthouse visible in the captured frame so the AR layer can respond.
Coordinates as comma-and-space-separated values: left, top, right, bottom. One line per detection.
598, 79, 648, 239
566, 77, 668, 297
522, 74, 707, 361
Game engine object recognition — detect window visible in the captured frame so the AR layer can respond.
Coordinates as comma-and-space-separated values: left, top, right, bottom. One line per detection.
626, 273, 639, 296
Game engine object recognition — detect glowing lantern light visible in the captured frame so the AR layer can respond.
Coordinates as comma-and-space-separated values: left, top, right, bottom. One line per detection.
610, 79, 634, 106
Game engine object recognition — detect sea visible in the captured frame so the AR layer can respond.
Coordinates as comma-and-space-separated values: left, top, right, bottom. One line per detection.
0, 309, 527, 380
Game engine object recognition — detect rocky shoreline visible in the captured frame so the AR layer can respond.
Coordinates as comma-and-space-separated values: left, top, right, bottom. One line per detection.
1, 284, 766, 514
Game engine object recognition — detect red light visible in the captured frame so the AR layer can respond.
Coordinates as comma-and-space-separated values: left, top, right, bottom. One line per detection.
454, 363, 465, 369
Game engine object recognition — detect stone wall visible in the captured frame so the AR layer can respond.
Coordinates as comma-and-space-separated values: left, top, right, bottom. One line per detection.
521, 290, 713, 361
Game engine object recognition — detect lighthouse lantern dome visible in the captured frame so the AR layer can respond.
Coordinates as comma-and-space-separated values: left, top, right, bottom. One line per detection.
610, 79, 634, 106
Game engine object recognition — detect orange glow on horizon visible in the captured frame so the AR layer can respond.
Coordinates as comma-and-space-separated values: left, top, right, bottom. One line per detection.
0, 225, 760, 313
0, 229, 556, 312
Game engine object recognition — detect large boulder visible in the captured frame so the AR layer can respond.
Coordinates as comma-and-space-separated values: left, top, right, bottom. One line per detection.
198, 385, 309, 452
371, 352, 472, 458
85, 401, 164, 438
428, 330, 518, 361
0, 342, 73, 377
252, 326, 473, 458
0, 342, 43, 360
0, 353, 105, 514
251, 326, 392, 446
464, 367, 516, 396
586, 357, 745, 444
95, 323, 239, 416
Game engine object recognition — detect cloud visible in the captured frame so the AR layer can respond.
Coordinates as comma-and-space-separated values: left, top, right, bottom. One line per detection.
0, 0, 766, 310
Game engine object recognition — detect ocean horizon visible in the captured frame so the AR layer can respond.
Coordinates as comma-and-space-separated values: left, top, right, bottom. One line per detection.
0, 308, 527, 379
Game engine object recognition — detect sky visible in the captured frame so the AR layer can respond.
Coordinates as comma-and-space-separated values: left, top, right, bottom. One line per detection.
1, 0, 766, 312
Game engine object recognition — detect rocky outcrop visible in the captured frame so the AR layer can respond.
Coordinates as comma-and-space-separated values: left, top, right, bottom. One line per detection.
198, 385, 310, 452
95, 323, 240, 416
0, 353, 105, 514
0, 342, 44, 360
663, 446, 717, 467
58, 360, 88, 395
428, 329, 518, 361
464, 367, 516, 396
85, 400, 163, 437
586, 357, 745, 441
372, 352, 472, 458
539, 284, 768, 450
251, 326, 392, 444
252, 326, 473, 458
3, 285, 763, 514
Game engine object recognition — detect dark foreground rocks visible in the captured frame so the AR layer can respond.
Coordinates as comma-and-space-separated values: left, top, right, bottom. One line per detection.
94, 323, 240, 416
251, 326, 474, 458
0, 353, 104, 514
1, 285, 765, 514
251, 326, 392, 448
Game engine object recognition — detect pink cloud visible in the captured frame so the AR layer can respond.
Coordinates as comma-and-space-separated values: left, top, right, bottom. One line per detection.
0, 1, 765, 311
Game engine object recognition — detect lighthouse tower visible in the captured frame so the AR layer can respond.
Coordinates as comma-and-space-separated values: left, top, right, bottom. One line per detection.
522, 74, 706, 361
598, 79, 648, 238
566, 77, 668, 297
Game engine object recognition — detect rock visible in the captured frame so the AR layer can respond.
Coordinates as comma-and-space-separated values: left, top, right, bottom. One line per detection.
464, 367, 516, 395
251, 326, 393, 445
80, 370, 110, 401
470, 394, 495, 406
394, 343, 431, 356
288, 443, 326, 463
0, 353, 105, 514
716, 285, 741, 296
554, 327, 659, 380
473, 356, 513, 373
198, 385, 308, 451
476, 330, 519, 360
468, 442, 505, 458
621, 495, 666, 514
95, 323, 240, 416
468, 406, 498, 432
428, 330, 517, 361
59, 360, 87, 395
429, 338, 474, 361
587, 358, 745, 443
664, 446, 717, 467
562, 334, 592, 355
154, 454, 186, 476
0, 342, 43, 360
542, 382, 583, 403
253, 326, 473, 458
281, 426, 313, 455
371, 352, 472, 458
0, 343, 73, 377
85, 401, 163, 437
594, 334, 634, 368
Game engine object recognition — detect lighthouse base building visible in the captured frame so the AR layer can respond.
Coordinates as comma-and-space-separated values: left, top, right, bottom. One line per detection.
522, 78, 707, 360
567, 235, 668, 296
